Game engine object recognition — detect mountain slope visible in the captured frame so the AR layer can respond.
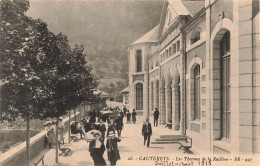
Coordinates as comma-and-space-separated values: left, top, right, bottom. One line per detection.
27, 0, 163, 89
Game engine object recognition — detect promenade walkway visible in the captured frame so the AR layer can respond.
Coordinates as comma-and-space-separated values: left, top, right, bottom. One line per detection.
31, 116, 188, 166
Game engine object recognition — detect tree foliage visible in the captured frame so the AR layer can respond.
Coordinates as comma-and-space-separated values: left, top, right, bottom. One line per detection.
0, 0, 98, 121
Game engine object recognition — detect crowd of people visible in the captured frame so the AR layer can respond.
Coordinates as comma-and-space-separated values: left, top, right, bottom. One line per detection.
68, 106, 129, 166
43, 105, 160, 166
44, 117, 65, 149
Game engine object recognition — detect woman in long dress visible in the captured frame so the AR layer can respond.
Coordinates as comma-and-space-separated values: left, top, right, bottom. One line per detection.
89, 133, 106, 166
45, 121, 55, 149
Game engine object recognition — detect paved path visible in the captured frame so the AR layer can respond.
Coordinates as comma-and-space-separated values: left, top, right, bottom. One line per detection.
35, 116, 190, 166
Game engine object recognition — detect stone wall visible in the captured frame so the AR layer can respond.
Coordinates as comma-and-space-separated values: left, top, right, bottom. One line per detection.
0, 111, 82, 166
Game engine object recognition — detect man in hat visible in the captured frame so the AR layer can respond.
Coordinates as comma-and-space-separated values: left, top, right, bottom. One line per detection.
107, 118, 116, 137
142, 118, 152, 148
115, 115, 123, 137
126, 110, 131, 124
106, 131, 121, 166
153, 108, 159, 127
123, 106, 127, 116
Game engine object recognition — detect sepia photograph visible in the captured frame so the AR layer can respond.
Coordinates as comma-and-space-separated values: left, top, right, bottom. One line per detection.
0, 0, 259, 165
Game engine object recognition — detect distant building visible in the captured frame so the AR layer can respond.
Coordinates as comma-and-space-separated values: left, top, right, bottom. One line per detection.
121, 87, 129, 105
128, 0, 259, 154
93, 90, 111, 101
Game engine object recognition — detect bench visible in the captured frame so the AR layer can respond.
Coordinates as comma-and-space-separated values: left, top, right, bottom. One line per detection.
70, 134, 79, 142
34, 155, 45, 166
177, 136, 192, 153
58, 137, 65, 148
59, 144, 71, 156
165, 123, 172, 129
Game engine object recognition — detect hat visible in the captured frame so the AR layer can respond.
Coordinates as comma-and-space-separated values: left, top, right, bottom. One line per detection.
93, 132, 101, 137
108, 131, 115, 136
43, 121, 52, 126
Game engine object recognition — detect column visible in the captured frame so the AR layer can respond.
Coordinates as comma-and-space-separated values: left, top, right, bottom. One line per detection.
165, 85, 172, 124
172, 84, 180, 131
154, 82, 158, 109
129, 75, 134, 112
160, 87, 166, 124
143, 73, 149, 119
165, 86, 172, 123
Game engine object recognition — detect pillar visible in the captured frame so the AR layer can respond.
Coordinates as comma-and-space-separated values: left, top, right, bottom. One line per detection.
129, 75, 134, 112
165, 85, 172, 123
144, 73, 149, 119
172, 84, 180, 130
160, 87, 166, 124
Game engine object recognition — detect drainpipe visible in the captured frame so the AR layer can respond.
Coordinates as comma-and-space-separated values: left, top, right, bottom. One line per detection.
148, 61, 150, 119
182, 31, 187, 136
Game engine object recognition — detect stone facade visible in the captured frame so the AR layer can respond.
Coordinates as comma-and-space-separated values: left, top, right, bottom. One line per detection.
128, 0, 259, 155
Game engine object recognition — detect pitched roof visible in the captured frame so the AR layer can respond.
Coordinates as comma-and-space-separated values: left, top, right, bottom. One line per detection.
131, 25, 159, 46
93, 89, 110, 97
168, 0, 205, 17
182, 1, 205, 17
168, 0, 190, 16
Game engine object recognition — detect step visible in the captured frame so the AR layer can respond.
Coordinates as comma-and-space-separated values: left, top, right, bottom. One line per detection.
155, 137, 186, 141
151, 141, 183, 144
159, 135, 186, 138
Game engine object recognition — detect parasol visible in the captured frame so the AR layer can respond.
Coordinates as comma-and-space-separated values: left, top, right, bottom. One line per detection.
70, 121, 76, 125
100, 110, 113, 115
85, 130, 102, 142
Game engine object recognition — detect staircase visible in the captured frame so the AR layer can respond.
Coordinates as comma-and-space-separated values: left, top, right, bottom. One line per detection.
151, 135, 187, 144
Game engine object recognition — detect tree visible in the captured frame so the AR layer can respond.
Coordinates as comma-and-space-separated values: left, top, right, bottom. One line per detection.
35, 32, 98, 162
0, 0, 48, 165
1, 0, 99, 164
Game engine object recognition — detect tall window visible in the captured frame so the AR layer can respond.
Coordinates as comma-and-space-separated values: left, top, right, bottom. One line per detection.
136, 50, 142, 72
221, 31, 231, 139
173, 44, 176, 54
177, 41, 180, 51
136, 83, 143, 110
169, 47, 172, 56
194, 65, 200, 120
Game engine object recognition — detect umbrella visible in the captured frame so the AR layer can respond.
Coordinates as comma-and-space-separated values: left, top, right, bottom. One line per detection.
85, 130, 102, 142
100, 110, 113, 115
70, 121, 77, 125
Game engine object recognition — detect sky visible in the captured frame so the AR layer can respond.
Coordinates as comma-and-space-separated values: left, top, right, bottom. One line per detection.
26, 0, 163, 85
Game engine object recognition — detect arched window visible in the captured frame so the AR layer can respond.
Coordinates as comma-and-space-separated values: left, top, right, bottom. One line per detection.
136, 50, 142, 72
220, 31, 231, 139
136, 83, 143, 110
194, 65, 200, 120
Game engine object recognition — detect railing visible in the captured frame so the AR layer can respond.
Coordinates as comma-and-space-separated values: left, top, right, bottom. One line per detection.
0, 103, 91, 166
